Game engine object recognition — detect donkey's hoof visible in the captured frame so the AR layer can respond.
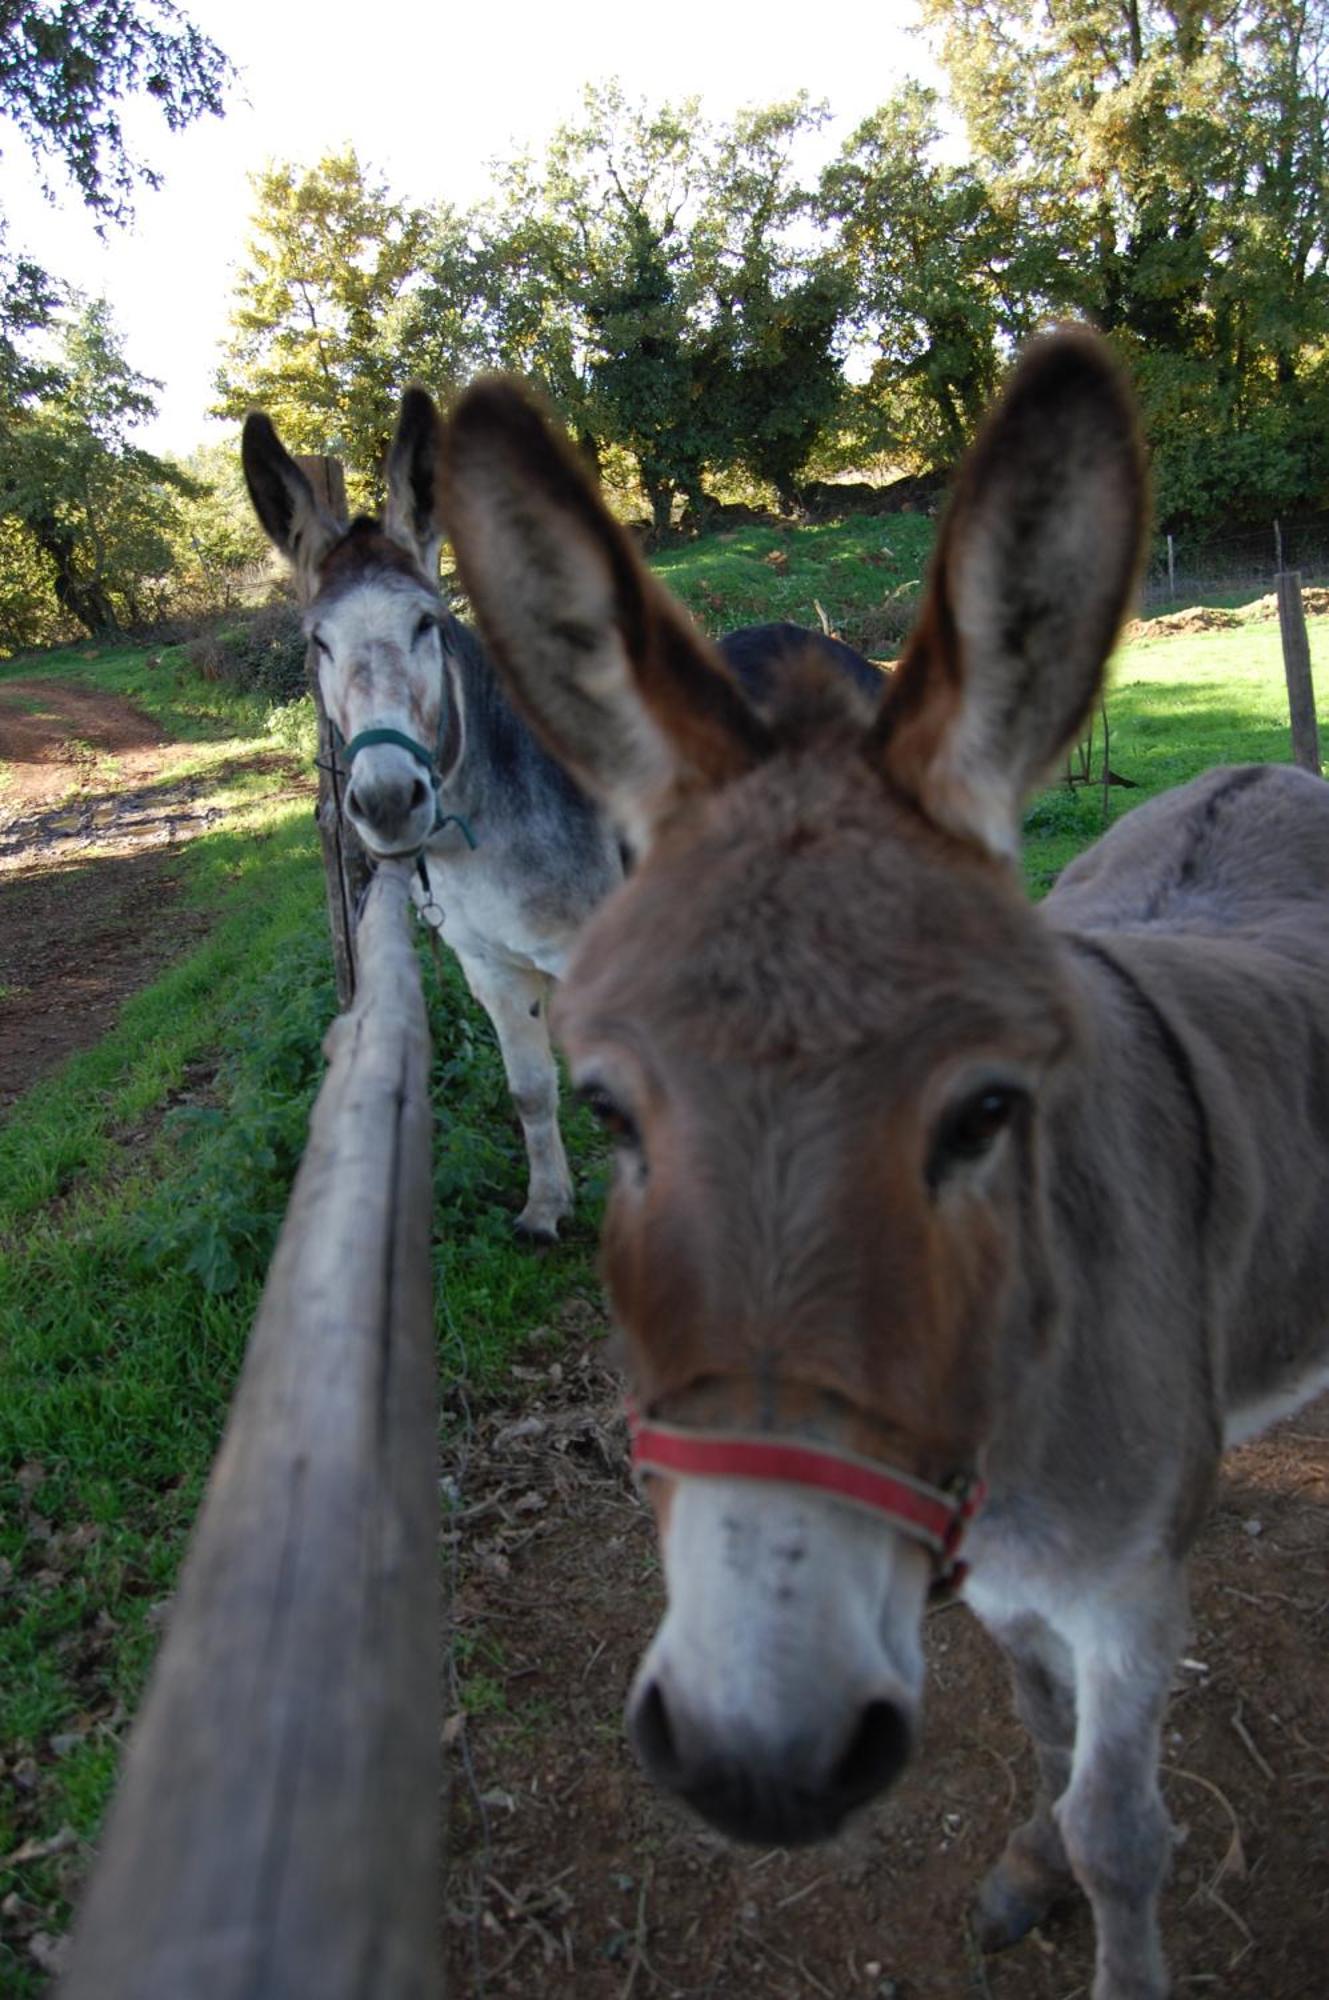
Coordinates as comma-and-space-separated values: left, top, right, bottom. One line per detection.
513, 1212, 561, 1246
971, 1866, 1058, 1953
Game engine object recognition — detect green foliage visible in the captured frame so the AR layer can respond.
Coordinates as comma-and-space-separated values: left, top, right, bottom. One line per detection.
213, 150, 430, 507
183, 602, 308, 703
0, 0, 234, 222
0, 298, 193, 647
165, 438, 270, 616
919, 0, 1329, 523
819, 84, 1027, 470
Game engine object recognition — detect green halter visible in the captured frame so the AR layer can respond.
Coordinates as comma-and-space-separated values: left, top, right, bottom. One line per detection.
332, 723, 477, 848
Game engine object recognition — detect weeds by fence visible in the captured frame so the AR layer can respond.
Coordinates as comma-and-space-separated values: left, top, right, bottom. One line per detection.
1144, 512, 1329, 603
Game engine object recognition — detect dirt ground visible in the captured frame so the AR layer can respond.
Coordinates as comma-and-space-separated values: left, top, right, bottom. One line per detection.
443, 1308, 1329, 2000
0, 675, 286, 1109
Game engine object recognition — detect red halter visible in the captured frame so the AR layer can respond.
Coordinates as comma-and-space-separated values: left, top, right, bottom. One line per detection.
626, 1401, 985, 1596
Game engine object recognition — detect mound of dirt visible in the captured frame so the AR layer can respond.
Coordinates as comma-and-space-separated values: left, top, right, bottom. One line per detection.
1125, 607, 1243, 641
1239, 586, 1329, 624
1127, 584, 1329, 643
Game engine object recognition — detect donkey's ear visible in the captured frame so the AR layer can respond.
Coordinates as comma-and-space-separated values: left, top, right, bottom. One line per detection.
384, 385, 446, 577
241, 412, 340, 603
439, 376, 770, 854
876, 330, 1146, 860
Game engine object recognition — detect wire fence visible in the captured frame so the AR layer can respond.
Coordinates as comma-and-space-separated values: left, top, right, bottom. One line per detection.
1143, 511, 1329, 603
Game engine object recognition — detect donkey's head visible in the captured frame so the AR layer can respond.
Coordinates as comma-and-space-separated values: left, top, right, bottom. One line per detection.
243, 390, 454, 859
439, 333, 1145, 1846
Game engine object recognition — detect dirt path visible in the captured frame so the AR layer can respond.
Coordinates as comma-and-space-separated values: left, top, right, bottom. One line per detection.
444, 1314, 1329, 2000
0, 676, 300, 1110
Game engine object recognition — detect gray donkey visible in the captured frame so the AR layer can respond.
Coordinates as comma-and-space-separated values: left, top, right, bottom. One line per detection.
434, 331, 1329, 2000
243, 389, 881, 1238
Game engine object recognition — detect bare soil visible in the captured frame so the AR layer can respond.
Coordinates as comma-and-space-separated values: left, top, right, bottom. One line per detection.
1126, 587, 1329, 643
0, 677, 296, 1109
444, 1310, 1329, 2000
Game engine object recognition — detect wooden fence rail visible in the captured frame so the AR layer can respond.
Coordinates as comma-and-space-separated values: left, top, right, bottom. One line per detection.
59, 861, 441, 2000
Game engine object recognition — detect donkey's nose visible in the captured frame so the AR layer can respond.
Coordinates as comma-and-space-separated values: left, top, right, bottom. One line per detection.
345, 766, 432, 849
627, 1675, 913, 1845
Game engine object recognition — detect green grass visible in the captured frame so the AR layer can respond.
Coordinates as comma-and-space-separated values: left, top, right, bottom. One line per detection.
1020, 612, 1329, 891
651, 511, 935, 658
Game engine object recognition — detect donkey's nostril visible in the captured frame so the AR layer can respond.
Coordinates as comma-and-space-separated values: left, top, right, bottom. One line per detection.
409, 776, 429, 813
345, 782, 365, 820
830, 1698, 912, 1810
629, 1678, 682, 1784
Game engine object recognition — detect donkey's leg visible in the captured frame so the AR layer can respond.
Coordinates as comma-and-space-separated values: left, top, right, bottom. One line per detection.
972, 1613, 1078, 1951
1056, 1571, 1185, 2000
458, 951, 572, 1241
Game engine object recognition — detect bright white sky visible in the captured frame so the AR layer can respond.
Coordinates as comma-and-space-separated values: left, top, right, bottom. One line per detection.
3, 0, 937, 456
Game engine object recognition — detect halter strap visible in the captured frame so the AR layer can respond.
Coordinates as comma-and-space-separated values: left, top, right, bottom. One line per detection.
341, 724, 438, 773
626, 1402, 984, 1596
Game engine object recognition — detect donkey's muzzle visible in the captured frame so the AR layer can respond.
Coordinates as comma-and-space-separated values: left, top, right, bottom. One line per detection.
628, 1675, 913, 1845
344, 757, 434, 856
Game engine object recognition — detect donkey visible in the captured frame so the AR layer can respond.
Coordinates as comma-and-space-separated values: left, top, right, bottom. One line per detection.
242, 392, 883, 1240
240, 392, 622, 1238
435, 331, 1329, 2000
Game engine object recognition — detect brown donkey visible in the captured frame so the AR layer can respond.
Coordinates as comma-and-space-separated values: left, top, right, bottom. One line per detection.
438, 332, 1329, 2000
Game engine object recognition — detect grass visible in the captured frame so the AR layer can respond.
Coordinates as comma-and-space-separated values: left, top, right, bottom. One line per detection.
643, 511, 935, 660
2, 558, 1326, 1984
1020, 612, 1329, 891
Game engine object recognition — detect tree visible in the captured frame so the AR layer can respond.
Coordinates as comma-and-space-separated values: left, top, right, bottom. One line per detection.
691, 100, 849, 507
1, 298, 192, 639
1, 0, 234, 223
920, 0, 1329, 523
470, 85, 846, 528
820, 85, 1024, 470
166, 438, 269, 615
214, 150, 430, 506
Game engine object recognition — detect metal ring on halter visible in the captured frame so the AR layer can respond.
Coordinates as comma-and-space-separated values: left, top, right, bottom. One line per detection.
414, 855, 447, 933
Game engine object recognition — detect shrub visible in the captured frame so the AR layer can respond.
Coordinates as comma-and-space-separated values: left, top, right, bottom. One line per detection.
185, 602, 308, 702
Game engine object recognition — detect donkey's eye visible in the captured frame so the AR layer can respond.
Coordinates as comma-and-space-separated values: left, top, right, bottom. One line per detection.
577, 1083, 640, 1150
311, 632, 332, 659
413, 613, 439, 645
927, 1084, 1025, 1189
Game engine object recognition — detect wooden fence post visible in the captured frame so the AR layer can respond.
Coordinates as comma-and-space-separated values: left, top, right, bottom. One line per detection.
59, 863, 441, 2000
310, 653, 372, 1009
295, 453, 348, 522
1277, 570, 1322, 776
285, 455, 371, 1008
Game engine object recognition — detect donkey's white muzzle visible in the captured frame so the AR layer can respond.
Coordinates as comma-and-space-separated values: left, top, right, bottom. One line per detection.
344, 744, 435, 857
626, 1477, 929, 1844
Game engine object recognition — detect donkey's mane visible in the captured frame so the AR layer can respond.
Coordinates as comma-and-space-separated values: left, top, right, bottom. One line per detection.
316, 516, 429, 596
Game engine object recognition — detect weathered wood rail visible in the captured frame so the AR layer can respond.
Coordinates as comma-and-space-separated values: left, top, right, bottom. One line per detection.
59, 862, 441, 2000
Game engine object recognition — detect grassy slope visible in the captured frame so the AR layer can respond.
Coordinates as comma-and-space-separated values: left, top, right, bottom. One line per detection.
2, 574, 1325, 1981
652, 511, 934, 660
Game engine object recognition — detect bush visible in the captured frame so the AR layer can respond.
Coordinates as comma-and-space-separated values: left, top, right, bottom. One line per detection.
185, 602, 309, 702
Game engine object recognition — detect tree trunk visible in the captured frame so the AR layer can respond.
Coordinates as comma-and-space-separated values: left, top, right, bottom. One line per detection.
29, 515, 120, 637
646, 481, 673, 538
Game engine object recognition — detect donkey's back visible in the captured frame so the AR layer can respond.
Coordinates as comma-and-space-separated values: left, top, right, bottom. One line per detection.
1045, 757, 1329, 1442
1047, 759, 1329, 942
